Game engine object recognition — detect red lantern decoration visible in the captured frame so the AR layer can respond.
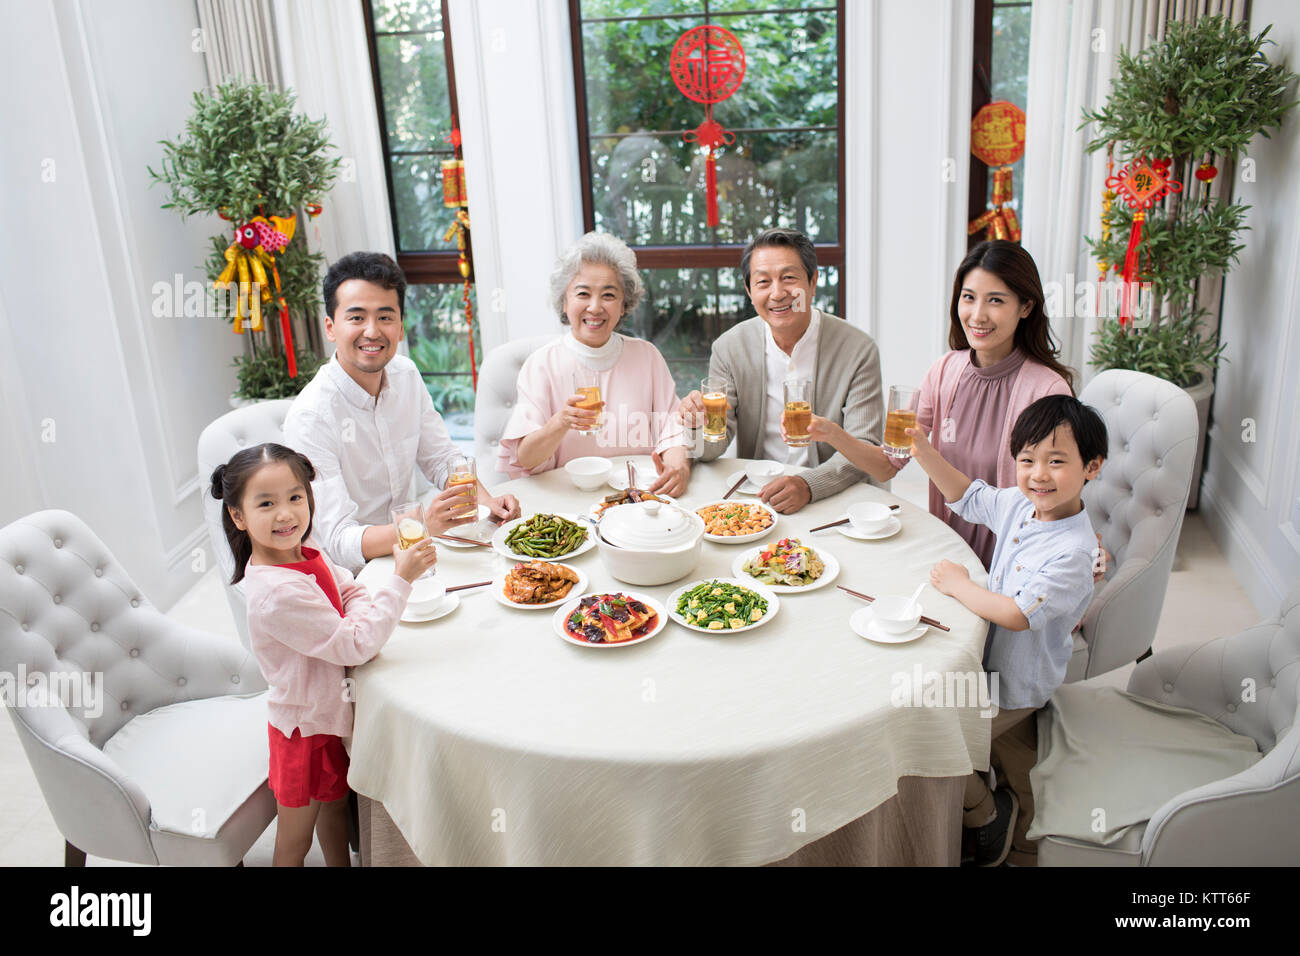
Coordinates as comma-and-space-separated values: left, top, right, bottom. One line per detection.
1195, 162, 1218, 182
1106, 156, 1183, 327
670, 25, 746, 228
968, 101, 1026, 242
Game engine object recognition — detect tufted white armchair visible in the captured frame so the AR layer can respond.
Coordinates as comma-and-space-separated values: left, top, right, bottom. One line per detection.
0, 511, 274, 866
1069, 370, 1200, 681
196, 399, 296, 647
1034, 583, 1300, 865
473, 334, 559, 484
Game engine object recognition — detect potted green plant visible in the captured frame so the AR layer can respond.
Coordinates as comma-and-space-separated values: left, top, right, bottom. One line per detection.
1082, 15, 1297, 506
149, 80, 340, 403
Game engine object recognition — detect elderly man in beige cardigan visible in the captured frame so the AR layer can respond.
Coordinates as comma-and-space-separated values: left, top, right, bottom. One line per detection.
679, 228, 884, 514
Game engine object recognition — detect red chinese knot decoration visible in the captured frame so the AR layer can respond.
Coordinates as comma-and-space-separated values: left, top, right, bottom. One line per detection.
968, 101, 1027, 243
1106, 155, 1182, 326
670, 26, 746, 227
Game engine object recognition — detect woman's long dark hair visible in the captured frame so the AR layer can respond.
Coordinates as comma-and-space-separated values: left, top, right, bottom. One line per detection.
949, 240, 1075, 392
209, 443, 317, 584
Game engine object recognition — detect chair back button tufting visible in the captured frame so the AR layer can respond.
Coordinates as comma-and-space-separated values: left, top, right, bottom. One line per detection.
52, 595, 61, 604
120, 701, 130, 711
1226, 703, 1237, 713
14, 565, 23, 574
231, 675, 241, 684
177, 677, 187, 687
1163, 683, 1174, 692
54, 538, 63, 548
129, 648, 140, 658
94, 568, 103, 577
130, 599, 140, 608
90, 623, 99, 632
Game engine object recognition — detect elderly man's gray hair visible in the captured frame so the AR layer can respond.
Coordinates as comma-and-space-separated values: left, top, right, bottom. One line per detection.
549, 231, 646, 320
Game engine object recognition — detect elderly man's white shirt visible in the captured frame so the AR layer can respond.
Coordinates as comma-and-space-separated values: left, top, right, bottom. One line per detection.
282, 354, 460, 573
761, 307, 822, 466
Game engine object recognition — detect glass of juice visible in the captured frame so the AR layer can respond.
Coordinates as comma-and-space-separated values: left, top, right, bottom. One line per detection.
391, 501, 435, 578
782, 378, 813, 447
572, 367, 604, 434
701, 375, 729, 444
883, 386, 921, 458
445, 455, 478, 523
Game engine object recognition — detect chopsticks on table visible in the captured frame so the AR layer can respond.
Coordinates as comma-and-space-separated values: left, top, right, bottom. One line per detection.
626, 460, 642, 503
721, 474, 747, 500
434, 533, 492, 548
807, 505, 901, 533
836, 585, 950, 632
446, 580, 492, 593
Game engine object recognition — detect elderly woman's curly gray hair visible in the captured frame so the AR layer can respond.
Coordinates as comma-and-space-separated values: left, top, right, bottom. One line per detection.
549, 232, 646, 321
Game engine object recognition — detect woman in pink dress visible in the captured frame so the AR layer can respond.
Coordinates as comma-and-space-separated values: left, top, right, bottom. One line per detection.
498, 232, 691, 495
807, 240, 1075, 569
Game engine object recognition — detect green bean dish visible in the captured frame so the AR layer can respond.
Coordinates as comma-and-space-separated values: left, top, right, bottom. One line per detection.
675, 580, 769, 631
504, 513, 588, 558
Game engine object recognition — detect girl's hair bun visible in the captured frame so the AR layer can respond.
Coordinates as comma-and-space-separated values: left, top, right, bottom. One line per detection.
210, 464, 227, 500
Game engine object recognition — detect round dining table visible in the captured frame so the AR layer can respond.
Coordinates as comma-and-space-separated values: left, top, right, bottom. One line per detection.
348, 456, 993, 866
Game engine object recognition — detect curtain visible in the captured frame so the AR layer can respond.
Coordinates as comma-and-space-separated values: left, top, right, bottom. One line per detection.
196, 0, 281, 87
1021, 0, 1246, 389
270, 0, 397, 268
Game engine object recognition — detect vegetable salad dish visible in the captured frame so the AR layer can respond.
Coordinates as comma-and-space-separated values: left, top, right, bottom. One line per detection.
740, 538, 826, 587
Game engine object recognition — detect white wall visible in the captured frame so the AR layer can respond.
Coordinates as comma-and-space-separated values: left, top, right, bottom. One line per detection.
0, 0, 240, 608
1200, 0, 1300, 614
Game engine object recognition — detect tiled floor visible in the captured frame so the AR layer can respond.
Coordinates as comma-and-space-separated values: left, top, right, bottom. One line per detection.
0, 467, 1261, 866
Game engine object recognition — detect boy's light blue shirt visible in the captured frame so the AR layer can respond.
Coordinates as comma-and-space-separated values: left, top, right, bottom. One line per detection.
949, 479, 1097, 710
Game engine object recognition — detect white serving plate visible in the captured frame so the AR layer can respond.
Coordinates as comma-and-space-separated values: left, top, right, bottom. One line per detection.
666, 577, 780, 634
551, 591, 667, 648
492, 562, 588, 610
694, 500, 779, 544
491, 513, 595, 562
731, 542, 840, 593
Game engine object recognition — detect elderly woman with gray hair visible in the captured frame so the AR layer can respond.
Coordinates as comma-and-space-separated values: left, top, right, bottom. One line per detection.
497, 232, 691, 495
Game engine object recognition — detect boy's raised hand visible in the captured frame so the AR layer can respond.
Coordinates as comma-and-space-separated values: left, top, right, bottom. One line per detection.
929, 558, 970, 597
904, 425, 936, 460
393, 538, 438, 583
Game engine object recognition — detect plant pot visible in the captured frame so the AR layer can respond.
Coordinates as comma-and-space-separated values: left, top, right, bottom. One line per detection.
1182, 374, 1214, 511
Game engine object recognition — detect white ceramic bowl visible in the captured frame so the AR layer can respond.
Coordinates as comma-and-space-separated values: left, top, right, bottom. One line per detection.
871, 594, 922, 633
848, 501, 893, 534
744, 460, 783, 487
406, 576, 447, 616
565, 456, 612, 491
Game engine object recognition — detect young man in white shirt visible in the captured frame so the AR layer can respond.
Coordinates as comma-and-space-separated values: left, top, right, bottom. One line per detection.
284, 252, 520, 573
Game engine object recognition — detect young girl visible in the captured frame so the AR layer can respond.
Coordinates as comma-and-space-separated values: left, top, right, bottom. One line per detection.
210, 442, 437, 867
807, 240, 1078, 570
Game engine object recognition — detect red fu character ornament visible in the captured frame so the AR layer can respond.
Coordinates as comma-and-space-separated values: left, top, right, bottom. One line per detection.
670, 25, 746, 228
1106, 155, 1182, 327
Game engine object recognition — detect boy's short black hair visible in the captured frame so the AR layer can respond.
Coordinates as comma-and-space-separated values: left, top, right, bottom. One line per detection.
323, 251, 407, 320
1009, 395, 1108, 464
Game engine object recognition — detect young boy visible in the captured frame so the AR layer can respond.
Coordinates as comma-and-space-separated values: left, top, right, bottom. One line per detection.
905, 394, 1107, 867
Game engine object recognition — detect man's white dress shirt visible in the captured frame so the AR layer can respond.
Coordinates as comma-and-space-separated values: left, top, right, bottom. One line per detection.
283, 354, 461, 573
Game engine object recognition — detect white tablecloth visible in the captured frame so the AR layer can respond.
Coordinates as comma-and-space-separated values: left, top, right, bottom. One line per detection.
348, 458, 992, 866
